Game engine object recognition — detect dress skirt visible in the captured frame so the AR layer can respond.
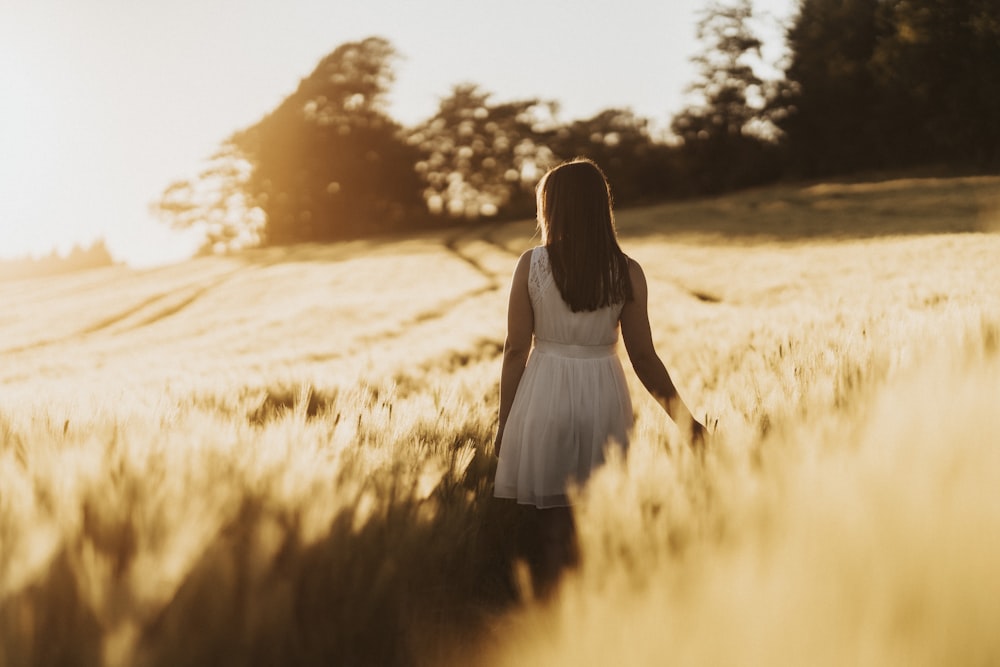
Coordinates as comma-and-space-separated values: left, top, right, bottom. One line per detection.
494, 339, 633, 508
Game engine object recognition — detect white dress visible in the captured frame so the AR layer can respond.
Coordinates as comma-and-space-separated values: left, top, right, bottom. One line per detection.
494, 246, 633, 508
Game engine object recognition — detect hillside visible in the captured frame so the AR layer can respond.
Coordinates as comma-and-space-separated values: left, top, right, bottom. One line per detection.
3, 173, 998, 400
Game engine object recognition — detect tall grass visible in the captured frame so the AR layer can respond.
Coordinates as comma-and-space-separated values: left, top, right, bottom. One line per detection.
486, 320, 1000, 667
0, 372, 515, 666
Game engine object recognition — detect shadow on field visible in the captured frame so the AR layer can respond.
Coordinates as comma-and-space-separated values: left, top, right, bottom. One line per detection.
617, 174, 1000, 241
0, 441, 533, 667
0, 552, 104, 666
129, 483, 522, 666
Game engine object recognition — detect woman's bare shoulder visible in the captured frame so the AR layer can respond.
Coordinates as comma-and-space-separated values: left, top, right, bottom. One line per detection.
626, 255, 646, 280
510, 248, 534, 282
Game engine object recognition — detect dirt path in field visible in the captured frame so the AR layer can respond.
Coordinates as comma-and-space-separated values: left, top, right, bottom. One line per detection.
443, 223, 520, 289
338, 225, 516, 358
2, 264, 257, 356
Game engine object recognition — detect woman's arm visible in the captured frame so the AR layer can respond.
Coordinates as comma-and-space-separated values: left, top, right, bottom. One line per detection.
620, 258, 706, 447
494, 250, 535, 456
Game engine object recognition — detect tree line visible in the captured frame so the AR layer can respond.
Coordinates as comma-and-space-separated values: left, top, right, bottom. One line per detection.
0, 240, 115, 282
156, 0, 1000, 250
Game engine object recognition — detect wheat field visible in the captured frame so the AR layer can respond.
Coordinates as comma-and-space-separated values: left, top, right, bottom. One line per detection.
2, 174, 999, 666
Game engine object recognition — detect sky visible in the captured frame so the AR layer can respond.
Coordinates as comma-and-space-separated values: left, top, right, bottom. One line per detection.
0, 0, 796, 267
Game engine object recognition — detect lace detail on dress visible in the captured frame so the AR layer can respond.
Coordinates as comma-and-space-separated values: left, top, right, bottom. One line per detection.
528, 246, 553, 301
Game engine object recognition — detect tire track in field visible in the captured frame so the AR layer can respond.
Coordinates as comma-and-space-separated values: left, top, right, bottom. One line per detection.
442, 226, 503, 291
78, 290, 192, 335
107, 267, 257, 333
339, 224, 515, 360
85, 265, 259, 334
479, 223, 525, 258
2, 264, 255, 355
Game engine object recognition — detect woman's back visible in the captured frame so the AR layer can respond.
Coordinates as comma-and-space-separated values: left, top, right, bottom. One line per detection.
529, 246, 623, 347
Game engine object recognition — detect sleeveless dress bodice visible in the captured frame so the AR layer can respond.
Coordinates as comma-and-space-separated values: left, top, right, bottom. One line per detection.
494, 246, 633, 508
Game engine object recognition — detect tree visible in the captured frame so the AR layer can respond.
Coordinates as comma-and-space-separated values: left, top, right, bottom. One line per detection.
548, 108, 672, 203
156, 37, 427, 249
871, 0, 1000, 167
233, 37, 426, 244
777, 0, 1000, 174
671, 0, 780, 192
153, 140, 262, 253
776, 0, 892, 175
0, 240, 115, 282
407, 84, 558, 221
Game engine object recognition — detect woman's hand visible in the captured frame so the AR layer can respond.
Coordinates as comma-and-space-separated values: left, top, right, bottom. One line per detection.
689, 416, 717, 454
690, 420, 707, 452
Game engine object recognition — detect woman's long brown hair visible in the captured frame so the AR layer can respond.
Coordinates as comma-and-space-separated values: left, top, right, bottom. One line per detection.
537, 158, 632, 312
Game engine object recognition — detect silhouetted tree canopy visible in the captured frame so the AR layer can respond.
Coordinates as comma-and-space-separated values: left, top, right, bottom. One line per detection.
778, 0, 1000, 175
407, 88, 672, 219
672, 0, 780, 192
0, 240, 115, 282
548, 108, 676, 203
871, 0, 1000, 167
155, 140, 260, 253
407, 84, 558, 221
232, 37, 427, 245
155, 36, 427, 250
775, 0, 890, 174
154, 14, 1000, 252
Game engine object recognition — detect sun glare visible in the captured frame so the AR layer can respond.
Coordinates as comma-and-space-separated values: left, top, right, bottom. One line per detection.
0, 50, 63, 260
1, 10, 192, 268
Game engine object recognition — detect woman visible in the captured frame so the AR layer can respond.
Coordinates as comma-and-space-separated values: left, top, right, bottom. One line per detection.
493, 158, 705, 584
